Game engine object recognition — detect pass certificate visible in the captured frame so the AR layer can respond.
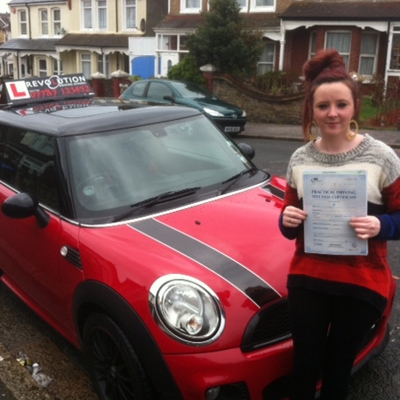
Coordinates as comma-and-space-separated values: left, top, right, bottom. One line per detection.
303, 170, 368, 256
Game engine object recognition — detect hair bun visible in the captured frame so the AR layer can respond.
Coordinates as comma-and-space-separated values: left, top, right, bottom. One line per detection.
303, 48, 346, 83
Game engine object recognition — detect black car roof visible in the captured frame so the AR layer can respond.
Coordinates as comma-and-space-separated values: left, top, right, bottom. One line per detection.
0, 100, 201, 137
0, 74, 201, 137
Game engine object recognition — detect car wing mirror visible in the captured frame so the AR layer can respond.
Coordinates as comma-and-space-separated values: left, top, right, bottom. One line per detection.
237, 142, 255, 160
2, 193, 50, 228
163, 95, 175, 103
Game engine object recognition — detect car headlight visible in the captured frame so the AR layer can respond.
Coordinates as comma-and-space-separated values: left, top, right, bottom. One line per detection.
149, 275, 225, 345
242, 110, 247, 117
203, 107, 224, 117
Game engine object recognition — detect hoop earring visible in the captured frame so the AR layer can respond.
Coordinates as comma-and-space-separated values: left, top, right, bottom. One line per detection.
347, 119, 359, 141
307, 121, 319, 142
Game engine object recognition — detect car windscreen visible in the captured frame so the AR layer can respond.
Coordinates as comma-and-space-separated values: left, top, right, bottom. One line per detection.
66, 114, 262, 223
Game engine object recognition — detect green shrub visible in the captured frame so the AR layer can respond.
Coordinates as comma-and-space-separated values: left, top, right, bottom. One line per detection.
167, 55, 205, 86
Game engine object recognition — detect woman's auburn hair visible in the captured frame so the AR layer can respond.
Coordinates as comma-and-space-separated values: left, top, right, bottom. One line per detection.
301, 48, 360, 141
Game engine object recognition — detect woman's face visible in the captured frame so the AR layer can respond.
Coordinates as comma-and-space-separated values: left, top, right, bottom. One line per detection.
312, 81, 355, 138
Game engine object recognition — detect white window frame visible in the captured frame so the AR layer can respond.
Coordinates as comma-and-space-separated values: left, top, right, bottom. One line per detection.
97, 0, 107, 30
359, 32, 379, 78
124, 0, 136, 30
309, 31, 317, 59
82, 0, 108, 30
53, 58, 63, 75
250, 0, 275, 12
38, 58, 48, 77
325, 31, 352, 70
82, 0, 93, 29
19, 10, 28, 36
53, 8, 61, 36
257, 41, 275, 75
237, 0, 248, 12
81, 53, 92, 78
180, 0, 201, 14
97, 54, 110, 77
156, 34, 189, 52
40, 9, 49, 36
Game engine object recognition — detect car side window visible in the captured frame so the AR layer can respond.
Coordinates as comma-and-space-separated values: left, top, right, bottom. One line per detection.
147, 82, 173, 101
130, 81, 147, 97
0, 127, 59, 212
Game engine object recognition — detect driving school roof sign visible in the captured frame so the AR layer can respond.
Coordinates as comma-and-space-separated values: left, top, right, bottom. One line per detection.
2, 74, 95, 105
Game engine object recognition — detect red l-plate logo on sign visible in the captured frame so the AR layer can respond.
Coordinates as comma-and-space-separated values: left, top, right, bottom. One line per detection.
5, 81, 30, 101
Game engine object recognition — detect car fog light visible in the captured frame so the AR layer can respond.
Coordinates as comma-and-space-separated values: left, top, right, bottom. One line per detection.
206, 386, 221, 400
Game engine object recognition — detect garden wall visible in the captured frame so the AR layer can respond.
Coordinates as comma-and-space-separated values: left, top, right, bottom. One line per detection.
209, 74, 304, 125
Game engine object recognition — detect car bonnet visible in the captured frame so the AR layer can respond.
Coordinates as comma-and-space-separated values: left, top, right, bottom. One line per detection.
137, 187, 291, 304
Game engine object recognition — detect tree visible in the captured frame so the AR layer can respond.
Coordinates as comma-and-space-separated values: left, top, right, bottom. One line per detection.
187, 0, 264, 76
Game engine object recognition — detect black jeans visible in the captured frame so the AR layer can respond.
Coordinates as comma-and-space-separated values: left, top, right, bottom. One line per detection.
288, 287, 381, 400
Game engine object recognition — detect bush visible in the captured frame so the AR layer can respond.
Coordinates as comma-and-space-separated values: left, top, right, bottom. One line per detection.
167, 55, 205, 86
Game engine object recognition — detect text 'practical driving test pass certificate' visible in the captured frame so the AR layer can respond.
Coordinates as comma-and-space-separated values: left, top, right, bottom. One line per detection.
303, 170, 368, 256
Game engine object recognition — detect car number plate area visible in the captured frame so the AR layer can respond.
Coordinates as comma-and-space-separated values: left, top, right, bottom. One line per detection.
224, 126, 240, 133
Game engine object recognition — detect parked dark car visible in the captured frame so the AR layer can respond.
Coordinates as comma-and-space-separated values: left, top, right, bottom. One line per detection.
119, 78, 247, 135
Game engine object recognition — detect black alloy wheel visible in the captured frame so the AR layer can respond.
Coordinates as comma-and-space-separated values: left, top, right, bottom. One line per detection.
82, 313, 153, 400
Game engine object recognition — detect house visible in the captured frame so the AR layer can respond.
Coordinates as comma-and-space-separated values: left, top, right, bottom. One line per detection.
0, 0, 167, 79
148, 0, 400, 91
0, 12, 11, 76
1, 0, 399, 91
280, 1, 400, 91
150, 0, 291, 77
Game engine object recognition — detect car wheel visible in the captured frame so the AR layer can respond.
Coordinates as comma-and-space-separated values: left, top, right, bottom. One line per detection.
82, 313, 153, 400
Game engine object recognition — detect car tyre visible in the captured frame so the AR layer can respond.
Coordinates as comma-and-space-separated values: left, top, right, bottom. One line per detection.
82, 313, 153, 400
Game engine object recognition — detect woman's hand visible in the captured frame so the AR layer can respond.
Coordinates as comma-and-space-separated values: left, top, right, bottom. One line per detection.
282, 206, 307, 228
350, 216, 381, 240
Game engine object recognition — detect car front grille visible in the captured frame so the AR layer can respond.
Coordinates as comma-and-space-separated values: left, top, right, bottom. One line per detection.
241, 298, 292, 353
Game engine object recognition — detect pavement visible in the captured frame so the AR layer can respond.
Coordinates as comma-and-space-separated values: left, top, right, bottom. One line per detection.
241, 122, 400, 150
0, 122, 399, 400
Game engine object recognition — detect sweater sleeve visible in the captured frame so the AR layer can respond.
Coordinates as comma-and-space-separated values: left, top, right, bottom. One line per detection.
375, 177, 400, 240
279, 184, 302, 240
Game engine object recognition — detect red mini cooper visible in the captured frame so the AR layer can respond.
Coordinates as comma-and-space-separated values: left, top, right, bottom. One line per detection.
0, 75, 395, 400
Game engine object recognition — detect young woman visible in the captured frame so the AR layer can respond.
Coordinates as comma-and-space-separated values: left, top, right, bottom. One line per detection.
279, 48, 400, 400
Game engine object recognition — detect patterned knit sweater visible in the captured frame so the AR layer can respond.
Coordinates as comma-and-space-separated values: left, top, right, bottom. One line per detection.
279, 134, 400, 313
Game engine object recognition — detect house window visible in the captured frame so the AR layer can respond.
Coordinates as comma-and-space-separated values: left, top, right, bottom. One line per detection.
82, 0, 107, 30
38, 59, 47, 76
97, 54, 110, 77
53, 9, 61, 35
181, 0, 201, 13
179, 36, 188, 51
81, 53, 92, 78
125, 0, 136, 29
97, 0, 107, 29
326, 31, 351, 69
257, 42, 275, 75
309, 31, 317, 59
40, 9, 48, 35
53, 59, 63, 75
237, 0, 247, 11
83, 0, 93, 29
389, 29, 400, 70
250, 0, 275, 12
359, 33, 378, 77
158, 35, 178, 51
19, 10, 27, 35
